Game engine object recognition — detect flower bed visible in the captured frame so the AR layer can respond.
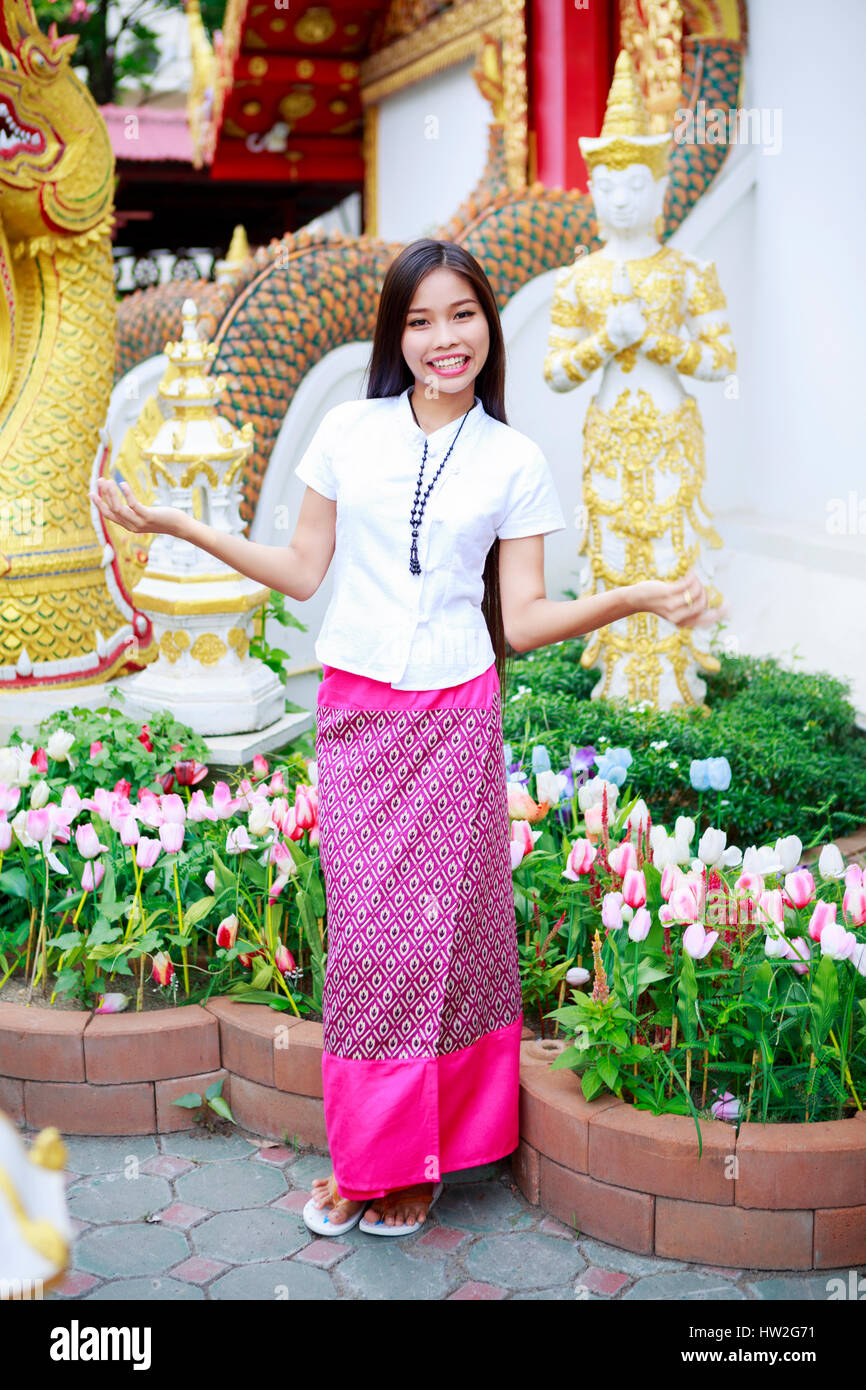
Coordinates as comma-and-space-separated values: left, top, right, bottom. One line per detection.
515, 1037, 866, 1270
2, 1000, 862, 1269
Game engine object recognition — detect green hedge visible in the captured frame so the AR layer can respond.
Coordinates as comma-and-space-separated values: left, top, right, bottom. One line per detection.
501, 636, 866, 849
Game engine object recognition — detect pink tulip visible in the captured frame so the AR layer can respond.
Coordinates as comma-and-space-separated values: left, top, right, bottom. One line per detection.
844, 864, 864, 890
280, 808, 305, 843
216, 915, 238, 949
807, 899, 836, 942
158, 822, 184, 853
786, 937, 811, 974
31, 747, 48, 773
511, 820, 536, 858
76, 822, 108, 858
26, 808, 51, 843
510, 839, 526, 870
94, 993, 128, 1014
660, 863, 683, 901
275, 943, 297, 975
842, 884, 866, 928
583, 803, 603, 840
621, 869, 646, 910
269, 770, 288, 795
783, 868, 815, 910
187, 790, 218, 823
757, 888, 784, 928
563, 837, 596, 879
607, 840, 637, 877
820, 923, 857, 960
735, 869, 765, 898
669, 882, 701, 923
205, 869, 216, 891
0, 783, 21, 814
684, 867, 707, 917
212, 782, 235, 819
135, 836, 161, 869
120, 815, 140, 846
152, 952, 174, 986
710, 1090, 740, 1122
308, 824, 320, 847
253, 754, 269, 779
0, 818, 11, 852
81, 860, 105, 892
601, 891, 624, 931
658, 903, 674, 925
90, 740, 104, 757
683, 922, 718, 959
628, 906, 652, 942
160, 793, 186, 825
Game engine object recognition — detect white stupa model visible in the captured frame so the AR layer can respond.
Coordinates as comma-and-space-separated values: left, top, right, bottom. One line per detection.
118, 300, 286, 736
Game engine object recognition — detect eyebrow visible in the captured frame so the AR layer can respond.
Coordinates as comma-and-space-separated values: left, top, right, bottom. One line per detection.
406, 298, 477, 314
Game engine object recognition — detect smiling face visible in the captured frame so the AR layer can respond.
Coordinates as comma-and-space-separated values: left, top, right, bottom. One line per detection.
401, 266, 490, 397
588, 163, 667, 238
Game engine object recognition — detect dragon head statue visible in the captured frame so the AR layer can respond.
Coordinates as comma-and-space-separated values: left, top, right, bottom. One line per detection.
0, 0, 113, 240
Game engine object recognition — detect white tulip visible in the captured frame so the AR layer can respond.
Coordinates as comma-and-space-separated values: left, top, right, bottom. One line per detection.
537, 769, 568, 805
247, 801, 274, 837
764, 930, 790, 959
775, 835, 802, 873
29, 780, 50, 809
11, 808, 36, 848
46, 729, 75, 763
743, 844, 784, 877
698, 827, 727, 867
818, 843, 845, 880
577, 776, 619, 812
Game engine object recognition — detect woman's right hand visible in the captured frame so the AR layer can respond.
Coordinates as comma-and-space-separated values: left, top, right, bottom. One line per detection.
89, 477, 185, 537
632, 569, 710, 628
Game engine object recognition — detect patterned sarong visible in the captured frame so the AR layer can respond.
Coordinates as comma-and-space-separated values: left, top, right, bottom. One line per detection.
314, 659, 523, 1200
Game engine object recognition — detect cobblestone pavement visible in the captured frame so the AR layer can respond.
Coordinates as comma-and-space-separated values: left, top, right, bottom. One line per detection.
22, 1125, 858, 1302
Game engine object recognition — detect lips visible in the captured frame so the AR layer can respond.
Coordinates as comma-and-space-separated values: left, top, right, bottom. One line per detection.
426, 354, 470, 375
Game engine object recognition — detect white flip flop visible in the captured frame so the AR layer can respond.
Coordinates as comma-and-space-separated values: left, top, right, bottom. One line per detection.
303, 1178, 366, 1236
359, 1181, 444, 1237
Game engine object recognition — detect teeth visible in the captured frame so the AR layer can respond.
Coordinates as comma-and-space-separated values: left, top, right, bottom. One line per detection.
430, 355, 468, 369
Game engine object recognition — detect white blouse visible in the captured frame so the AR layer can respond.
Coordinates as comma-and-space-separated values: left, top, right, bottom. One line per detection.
293, 386, 567, 690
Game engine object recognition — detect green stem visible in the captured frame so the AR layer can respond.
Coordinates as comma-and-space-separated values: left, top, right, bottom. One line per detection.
173, 858, 189, 996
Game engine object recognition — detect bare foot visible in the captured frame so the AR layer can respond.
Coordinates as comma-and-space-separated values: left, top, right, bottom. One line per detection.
309, 1173, 365, 1226
364, 1182, 436, 1229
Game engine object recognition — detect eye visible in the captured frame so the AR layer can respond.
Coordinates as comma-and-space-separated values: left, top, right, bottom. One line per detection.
408, 317, 427, 327
455, 309, 475, 318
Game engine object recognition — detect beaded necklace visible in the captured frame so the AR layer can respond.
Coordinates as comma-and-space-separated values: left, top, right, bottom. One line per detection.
407, 388, 475, 575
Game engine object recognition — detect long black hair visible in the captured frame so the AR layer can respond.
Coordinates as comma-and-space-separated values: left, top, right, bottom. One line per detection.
362, 238, 514, 699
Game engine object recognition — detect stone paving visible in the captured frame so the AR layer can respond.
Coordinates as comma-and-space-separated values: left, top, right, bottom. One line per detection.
19, 1124, 859, 1301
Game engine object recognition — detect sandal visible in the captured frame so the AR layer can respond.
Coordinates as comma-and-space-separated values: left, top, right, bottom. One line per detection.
359, 1181, 444, 1237
302, 1174, 366, 1237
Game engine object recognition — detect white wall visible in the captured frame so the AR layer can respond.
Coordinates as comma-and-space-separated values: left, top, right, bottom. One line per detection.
375, 59, 491, 241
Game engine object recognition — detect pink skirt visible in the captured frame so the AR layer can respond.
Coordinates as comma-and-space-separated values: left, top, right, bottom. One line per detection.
314, 659, 523, 1200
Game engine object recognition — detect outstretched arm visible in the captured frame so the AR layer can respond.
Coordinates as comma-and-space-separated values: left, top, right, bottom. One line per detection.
89, 477, 334, 602
638, 258, 736, 381
499, 534, 709, 653
543, 265, 620, 390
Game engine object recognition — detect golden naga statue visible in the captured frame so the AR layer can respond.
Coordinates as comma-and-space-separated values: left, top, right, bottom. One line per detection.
544, 50, 736, 710
0, 0, 151, 689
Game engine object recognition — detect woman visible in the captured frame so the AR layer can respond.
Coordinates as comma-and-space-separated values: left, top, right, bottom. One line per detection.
91, 239, 707, 1238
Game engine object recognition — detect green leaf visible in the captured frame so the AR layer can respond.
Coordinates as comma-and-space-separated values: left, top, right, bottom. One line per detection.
581, 1068, 605, 1102
550, 1045, 589, 1071
183, 895, 215, 929
676, 951, 699, 1046
171, 1092, 203, 1109
809, 953, 840, 1046
207, 1096, 235, 1123
204, 1078, 224, 1100
597, 1055, 620, 1090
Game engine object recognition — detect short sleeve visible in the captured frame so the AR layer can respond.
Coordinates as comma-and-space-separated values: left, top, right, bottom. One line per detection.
496, 445, 567, 540
294, 408, 339, 501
